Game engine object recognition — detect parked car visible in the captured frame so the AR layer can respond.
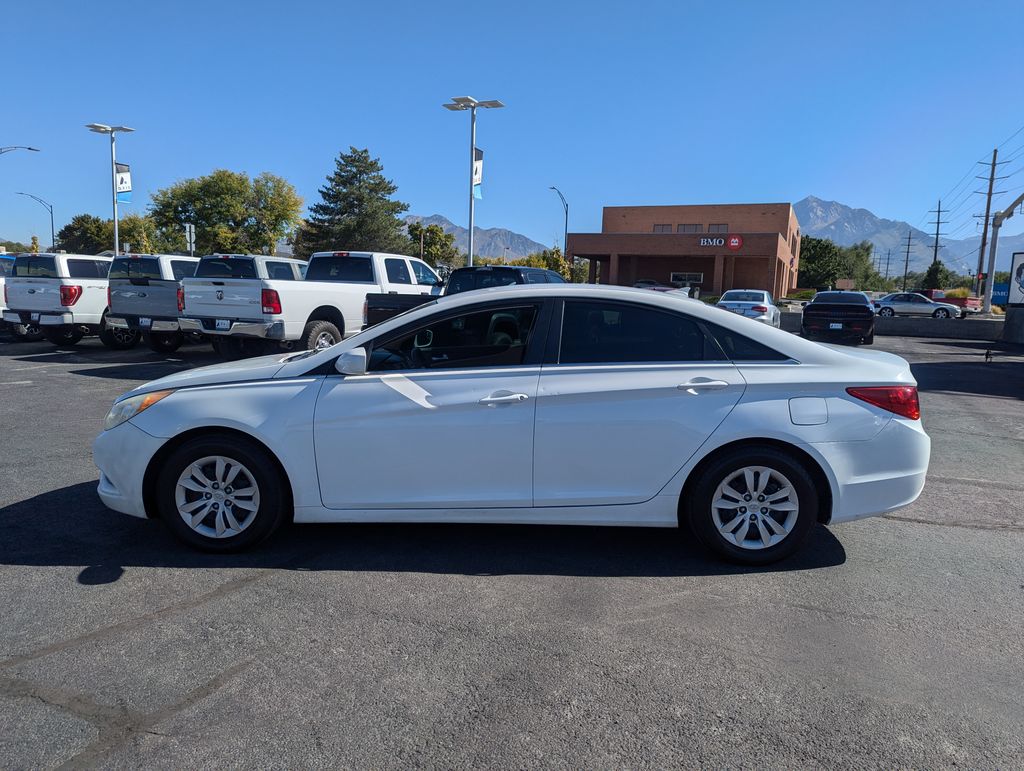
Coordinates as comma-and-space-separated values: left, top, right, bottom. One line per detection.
180, 252, 442, 355
364, 264, 564, 327
715, 289, 781, 327
874, 292, 961, 319
915, 288, 981, 316
94, 284, 930, 566
2, 252, 137, 348
801, 291, 876, 344
0, 253, 43, 341
107, 253, 200, 353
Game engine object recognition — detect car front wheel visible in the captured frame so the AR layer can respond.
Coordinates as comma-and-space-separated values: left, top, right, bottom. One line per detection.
156, 435, 289, 552
878, 307, 895, 317
933, 308, 950, 319
686, 447, 818, 565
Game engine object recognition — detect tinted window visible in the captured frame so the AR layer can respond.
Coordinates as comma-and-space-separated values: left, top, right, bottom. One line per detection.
703, 321, 789, 361
385, 258, 412, 284
559, 301, 722, 364
525, 270, 546, 284
0, 260, 14, 277
369, 305, 539, 371
812, 292, 869, 305
545, 272, 566, 283
170, 260, 197, 280
108, 257, 161, 280
410, 260, 439, 286
305, 256, 375, 283
720, 291, 764, 303
67, 259, 110, 279
195, 258, 258, 279
14, 255, 57, 278
266, 261, 297, 281
446, 268, 519, 295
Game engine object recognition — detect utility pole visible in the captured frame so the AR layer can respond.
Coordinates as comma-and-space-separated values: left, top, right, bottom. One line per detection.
928, 199, 947, 266
974, 148, 1005, 295
884, 248, 891, 281
902, 231, 913, 291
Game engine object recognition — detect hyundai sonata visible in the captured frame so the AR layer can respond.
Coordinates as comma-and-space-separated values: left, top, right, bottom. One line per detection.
93, 284, 930, 565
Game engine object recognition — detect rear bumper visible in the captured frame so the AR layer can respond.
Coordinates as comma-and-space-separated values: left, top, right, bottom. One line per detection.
802, 319, 874, 338
106, 315, 181, 332
3, 310, 101, 326
179, 317, 285, 339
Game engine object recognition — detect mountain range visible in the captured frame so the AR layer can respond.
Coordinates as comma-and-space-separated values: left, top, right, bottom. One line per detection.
793, 195, 1023, 275
403, 214, 549, 261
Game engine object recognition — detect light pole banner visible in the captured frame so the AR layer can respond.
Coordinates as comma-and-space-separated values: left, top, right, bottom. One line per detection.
115, 162, 132, 203
472, 148, 483, 199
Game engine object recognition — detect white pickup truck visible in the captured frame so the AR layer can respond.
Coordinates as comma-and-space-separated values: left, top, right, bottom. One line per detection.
179, 251, 442, 354
2, 252, 139, 348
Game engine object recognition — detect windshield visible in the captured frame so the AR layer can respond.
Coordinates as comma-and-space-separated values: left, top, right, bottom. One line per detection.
720, 291, 764, 302
195, 257, 258, 279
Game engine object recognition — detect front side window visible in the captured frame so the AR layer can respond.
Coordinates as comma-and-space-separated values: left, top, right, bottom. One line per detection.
13, 255, 57, 277
559, 300, 722, 364
67, 259, 110, 278
385, 258, 412, 284
170, 260, 198, 280
369, 305, 540, 372
446, 269, 519, 295
410, 260, 440, 286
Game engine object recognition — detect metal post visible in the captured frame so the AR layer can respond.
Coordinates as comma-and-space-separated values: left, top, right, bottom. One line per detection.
982, 190, 1024, 313
49, 205, 55, 251
975, 148, 998, 295
110, 132, 119, 256
468, 105, 477, 267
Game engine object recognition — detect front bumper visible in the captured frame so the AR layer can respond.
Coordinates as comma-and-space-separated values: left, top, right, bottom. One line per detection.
106, 315, 181, 332
178, 317, 285, 339
93, 421, 167, 519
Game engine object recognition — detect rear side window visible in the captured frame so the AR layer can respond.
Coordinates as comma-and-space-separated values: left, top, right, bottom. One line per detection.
306, 256, 375, 282
266, 261, 297, 281
108, 257, 162, 280
525, 270, 546, 284
170, 260, 197, 280
13, 255, 58, 277
385, 258, 412, 284
546, 272, 566, 283
67, 259, 110, 279
559, 300, 723, 364
0, 260, 13, 277
703, 321, 789, 361
195, 258, 258, 279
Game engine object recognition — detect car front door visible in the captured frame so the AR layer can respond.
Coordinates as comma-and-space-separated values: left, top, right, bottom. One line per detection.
533, 299, 746, 506
313, 300, 550, 509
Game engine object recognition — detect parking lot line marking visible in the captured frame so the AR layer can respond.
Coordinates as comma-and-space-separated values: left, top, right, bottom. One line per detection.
0, 381, 32, 386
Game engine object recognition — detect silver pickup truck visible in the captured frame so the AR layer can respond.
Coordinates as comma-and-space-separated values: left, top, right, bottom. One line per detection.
107, 254, 200, 353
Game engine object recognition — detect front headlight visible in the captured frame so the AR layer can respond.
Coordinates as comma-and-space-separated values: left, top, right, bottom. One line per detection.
104, 390, 174, 431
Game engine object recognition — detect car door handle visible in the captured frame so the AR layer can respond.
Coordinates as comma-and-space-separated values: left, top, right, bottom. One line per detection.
678, 379, 730, 394
479, 392, 529, 406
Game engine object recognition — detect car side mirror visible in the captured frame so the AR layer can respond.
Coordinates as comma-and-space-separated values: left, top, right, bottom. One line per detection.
336, 347, 367, 376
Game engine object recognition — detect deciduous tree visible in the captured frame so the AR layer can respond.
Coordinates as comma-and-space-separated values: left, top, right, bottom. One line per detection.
407, 221, 461, 267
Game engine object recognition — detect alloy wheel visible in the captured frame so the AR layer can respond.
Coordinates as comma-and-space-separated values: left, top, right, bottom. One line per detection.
174, 455, 261, 539
711, 466, 799, 550
314, 332, 337, 350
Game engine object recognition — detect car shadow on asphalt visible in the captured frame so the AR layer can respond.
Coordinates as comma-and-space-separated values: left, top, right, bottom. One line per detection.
0, 482, 846, 582
911, 360, 1024, 399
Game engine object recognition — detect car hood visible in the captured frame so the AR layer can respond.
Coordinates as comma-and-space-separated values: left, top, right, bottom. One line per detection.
122, 352, 294, 399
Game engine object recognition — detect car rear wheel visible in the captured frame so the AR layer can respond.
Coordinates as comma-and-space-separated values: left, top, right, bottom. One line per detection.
878, 307, 895, 317
143, 330, 184, 354
99, 319, 140, 350
933, 308, 950, 319
863, 332, 874, 345
686, 447, 818, 565
42, 326, 83, 346
156, 435, 288, 552
301, 320, 342, 351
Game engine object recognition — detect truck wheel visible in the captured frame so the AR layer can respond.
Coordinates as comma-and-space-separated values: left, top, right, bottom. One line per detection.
15, 323, 45, 342
863, 332, 874, 345
99, 323, 140, 350
42, 326, 84, 346
301, 320, 342, 351
144, 331, 184, 354
211, 337, 260, 360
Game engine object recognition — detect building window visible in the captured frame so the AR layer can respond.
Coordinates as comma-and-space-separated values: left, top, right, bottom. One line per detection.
670, 272, 704, 284
677, 224, 702, 233
708, 223, 729, 233
653, 224, 672, 233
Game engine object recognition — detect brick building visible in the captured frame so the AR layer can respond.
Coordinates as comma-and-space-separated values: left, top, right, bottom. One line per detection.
566, 203, 802, 298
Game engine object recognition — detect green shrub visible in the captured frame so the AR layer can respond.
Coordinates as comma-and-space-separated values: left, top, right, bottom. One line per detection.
943, 287, 970, 298
790, 289, 817, 301
702, 295, 721, 305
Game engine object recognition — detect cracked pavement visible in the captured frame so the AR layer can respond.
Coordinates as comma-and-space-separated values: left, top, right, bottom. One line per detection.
0, 334, 1022, 768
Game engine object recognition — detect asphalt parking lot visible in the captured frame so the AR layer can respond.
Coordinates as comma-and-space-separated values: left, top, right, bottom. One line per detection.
1, 332, 1022, 768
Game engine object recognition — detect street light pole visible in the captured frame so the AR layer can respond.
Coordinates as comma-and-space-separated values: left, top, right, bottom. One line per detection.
0, 146, 40, 156
15, 192, 55, 250
549, 186, 569, 263
982, 190, 1024, 314
443, 97, 504, 267
86, 124, 134, 255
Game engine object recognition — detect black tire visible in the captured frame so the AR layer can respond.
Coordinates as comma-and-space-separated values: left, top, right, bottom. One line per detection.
42, 326, 84, 346
932, 308, 950, 319
143, 330, 184, 354
15, 323, 45, 342
155, 434, 289, 552
863, 332, 874, 345
210, 336, 255, 359
685, 446, 819, 565
99, 321, 140, 350
878, 307, 895, 317
301, 319, 342, 351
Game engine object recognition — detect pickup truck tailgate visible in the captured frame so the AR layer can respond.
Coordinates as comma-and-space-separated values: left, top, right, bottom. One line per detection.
4, 278, 62, 312
182, 279, 264, 319
110, 279, 181, 318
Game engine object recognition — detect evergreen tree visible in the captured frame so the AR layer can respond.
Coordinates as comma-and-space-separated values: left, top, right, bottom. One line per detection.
921, 260, 954, 290
293, 147, 410, 258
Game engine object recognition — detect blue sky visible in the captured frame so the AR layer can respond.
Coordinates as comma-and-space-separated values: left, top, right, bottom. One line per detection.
3, 0, 1023, 249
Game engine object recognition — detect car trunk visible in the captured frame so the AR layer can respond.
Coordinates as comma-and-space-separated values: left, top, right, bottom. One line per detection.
717, 300, 767, 319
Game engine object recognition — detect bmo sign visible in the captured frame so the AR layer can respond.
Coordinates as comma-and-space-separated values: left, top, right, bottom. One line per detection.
699, 234, 744, 250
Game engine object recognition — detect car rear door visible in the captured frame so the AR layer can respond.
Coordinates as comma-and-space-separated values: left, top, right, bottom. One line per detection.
533, 298, 745, 506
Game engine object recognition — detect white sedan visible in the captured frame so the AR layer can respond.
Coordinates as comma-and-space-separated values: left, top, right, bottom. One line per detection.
93, 284, 930, 565
715, 289, 782, 327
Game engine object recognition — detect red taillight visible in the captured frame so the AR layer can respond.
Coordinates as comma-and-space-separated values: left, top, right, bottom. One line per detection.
261, 288, 282, 315
60, 285, 83, 307
847, 386, 920, 420
177, 286, 185, 312
752, 305, 768, 312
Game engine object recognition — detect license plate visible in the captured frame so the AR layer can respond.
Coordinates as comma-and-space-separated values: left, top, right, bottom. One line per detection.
139, 317, 151, 327
30, 312, 40, 321
829, 322, 843, 330
215, 319, 231, 330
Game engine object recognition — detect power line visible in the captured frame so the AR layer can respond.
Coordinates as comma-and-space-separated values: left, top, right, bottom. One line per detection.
997, 120, 1024, 149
